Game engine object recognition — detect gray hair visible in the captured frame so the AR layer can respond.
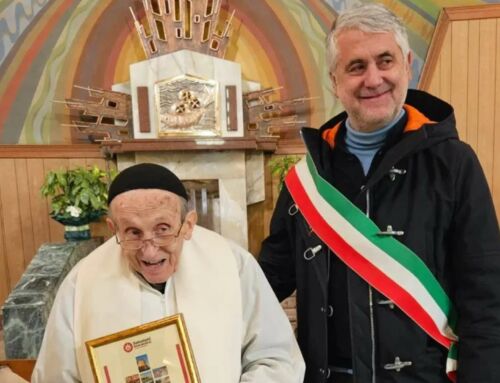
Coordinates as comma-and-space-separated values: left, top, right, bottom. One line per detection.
326, 4, 410, 72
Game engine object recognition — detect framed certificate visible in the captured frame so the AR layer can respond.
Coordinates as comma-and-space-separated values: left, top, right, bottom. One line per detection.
86, 314, 200, 383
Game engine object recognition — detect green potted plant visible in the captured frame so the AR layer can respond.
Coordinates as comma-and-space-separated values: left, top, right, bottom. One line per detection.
269, 155, 301, 190
41, 165, 116, 240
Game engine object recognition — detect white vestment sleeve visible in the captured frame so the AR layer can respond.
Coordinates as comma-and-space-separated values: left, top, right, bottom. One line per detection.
31, 267, 80, 383
230, 243, 305, 383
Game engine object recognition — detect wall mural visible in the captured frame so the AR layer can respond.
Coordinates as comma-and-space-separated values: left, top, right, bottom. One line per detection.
0, 0, 495, 144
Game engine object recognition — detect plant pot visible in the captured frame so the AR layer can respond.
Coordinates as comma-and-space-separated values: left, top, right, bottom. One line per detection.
51, 211, 105, 241
64, 224, 91, 241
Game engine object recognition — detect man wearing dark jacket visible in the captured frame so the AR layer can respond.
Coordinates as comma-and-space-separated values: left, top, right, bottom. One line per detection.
259, 4, 500, 383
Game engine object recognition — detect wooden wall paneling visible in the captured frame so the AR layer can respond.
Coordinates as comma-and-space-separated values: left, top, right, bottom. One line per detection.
247, 154, 291, 257
494, 20, 500, 221
90, 221, 111, 240
0, 169, 11, 304
476, 19, 497, 189
450, 21, 469, 141
0, 145, 102, 159
247, 155, 272, 257
43, 158, 69, 243
68, 158, 88, 168
466, 20, 480, 150
0, 159, 25, 289
26, 159, 51, 247
419, 5, 500, 91
419, 8, 450, 91
264, 155, 282, 244
446, 4, 500, 21
427, 59, 441, 96
70, 157, 107, 169
90, 158, 108, 171
14, 159, 36, 266
88, 158, 113, 240
439, 28, 452, 104
247, 203, 264, 257
0, 147, 109, 308
88, 158, 102, 168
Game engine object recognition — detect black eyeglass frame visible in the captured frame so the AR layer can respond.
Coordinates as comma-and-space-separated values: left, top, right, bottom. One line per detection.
114, 221, 185, 250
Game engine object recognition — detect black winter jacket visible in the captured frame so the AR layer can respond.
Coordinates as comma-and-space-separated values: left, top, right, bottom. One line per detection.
259, 90, 500, 383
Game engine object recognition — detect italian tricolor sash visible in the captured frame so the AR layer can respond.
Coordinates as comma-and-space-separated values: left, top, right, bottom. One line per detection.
285, 154, 458, 381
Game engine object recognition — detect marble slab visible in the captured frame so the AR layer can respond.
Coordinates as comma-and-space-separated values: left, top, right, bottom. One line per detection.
1, 239, 101, 359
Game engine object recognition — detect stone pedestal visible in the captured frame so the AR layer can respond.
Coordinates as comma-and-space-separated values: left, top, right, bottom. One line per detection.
1, 239, 101, 358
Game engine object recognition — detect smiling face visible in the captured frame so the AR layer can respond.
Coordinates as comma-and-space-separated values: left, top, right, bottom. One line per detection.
107, 189, 196, 284
330, 29, 413, 132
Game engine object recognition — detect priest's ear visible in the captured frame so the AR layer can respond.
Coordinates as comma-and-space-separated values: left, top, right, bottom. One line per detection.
182, 210, 197, 240
106, 216, 117, 234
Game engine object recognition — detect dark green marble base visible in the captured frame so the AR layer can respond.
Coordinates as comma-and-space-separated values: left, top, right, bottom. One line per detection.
1, 238, 102, 358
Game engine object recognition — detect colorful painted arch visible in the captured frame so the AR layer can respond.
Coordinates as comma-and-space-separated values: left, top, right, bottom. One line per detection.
0, 0, 493, 144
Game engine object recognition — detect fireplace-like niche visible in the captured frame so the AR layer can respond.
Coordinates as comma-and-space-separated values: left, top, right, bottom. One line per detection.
184, 179, 221, 234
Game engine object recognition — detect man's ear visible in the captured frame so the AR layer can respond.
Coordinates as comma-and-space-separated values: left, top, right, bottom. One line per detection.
406, 51, 414, 80
182, 210, 197, 240
106, 217, 116, 233
330, 71, 338, 97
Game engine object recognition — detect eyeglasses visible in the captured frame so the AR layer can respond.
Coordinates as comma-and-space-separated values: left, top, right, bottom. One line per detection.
115, 223, 184, 250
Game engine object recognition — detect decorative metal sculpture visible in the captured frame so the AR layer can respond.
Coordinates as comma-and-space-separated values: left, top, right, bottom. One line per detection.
130, 0, 234, 59
59, 0, 314, 145
60, 85, 132, 142
244, 87, 314, 137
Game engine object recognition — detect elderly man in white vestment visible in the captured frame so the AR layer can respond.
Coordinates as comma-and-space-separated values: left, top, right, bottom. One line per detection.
32, 163, 305, 383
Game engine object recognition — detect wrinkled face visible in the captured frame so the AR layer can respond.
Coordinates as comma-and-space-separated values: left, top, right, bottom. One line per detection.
107, 189, 196, 284
331, 29, 413, 132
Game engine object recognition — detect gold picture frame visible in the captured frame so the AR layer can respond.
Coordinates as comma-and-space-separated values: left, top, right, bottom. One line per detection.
86, 314, 200, 383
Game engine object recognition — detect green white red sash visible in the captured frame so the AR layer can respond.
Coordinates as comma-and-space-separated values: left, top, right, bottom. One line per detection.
285, 154, 458, 381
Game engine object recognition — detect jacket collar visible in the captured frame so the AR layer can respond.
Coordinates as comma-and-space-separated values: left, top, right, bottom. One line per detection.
300, 89, 458, 189
320, 103, 436, 149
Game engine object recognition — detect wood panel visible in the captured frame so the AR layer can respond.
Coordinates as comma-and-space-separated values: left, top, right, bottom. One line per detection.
26, 159, 51, 248
0, 160, 24, 290
0, 146, 112, 307
466, 20, 480, 150
439, 28, 452, 104
419, 5, 500, 223
0, 359, 36, 381
419, 4, 500, 90
427, 59, 441, 97
247, 155, 278, 257
450, 21, 468, 141
0, 173, 9, 304
43, 158, 68, 243
14, 160, 36, 268
494, 21, 500, 224
476, 18, 497, 189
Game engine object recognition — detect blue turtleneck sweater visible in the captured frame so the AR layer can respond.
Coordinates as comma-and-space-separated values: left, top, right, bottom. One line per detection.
345, 109, 405, 175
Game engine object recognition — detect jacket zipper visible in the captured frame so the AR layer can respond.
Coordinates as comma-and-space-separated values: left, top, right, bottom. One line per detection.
365, 188, 377, 383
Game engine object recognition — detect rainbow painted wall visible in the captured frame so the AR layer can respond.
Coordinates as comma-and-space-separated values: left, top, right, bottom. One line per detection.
0, 0, 495, 144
